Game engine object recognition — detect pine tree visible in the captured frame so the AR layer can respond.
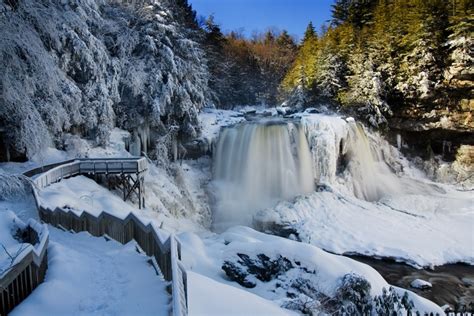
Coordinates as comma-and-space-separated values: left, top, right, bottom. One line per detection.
286, 66, 309, 108
281, 22, 319, 98
345, 48, 391, 127
303, 22, 317, 43
445, 0, 473, 85
203, 15, 230, 107
331, 0, 378, 28
396, 0, 449, 101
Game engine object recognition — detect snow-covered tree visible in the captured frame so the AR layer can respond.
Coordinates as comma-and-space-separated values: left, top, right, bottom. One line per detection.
0, 0, 210, 159
314, 51, 345, 99
285, 65, 310, 109
396, 1, 448, 101
445, 1, 473, 85
345, 50, 392, 127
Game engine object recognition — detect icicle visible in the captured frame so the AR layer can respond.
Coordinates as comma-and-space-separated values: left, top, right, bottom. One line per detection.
396, 134, 402, 150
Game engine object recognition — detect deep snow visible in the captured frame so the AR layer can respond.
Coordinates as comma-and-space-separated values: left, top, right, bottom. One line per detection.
188, 271, 294, 316
256, 187, 474, 268
11, 227, 169, 316
179, 226, 444, 315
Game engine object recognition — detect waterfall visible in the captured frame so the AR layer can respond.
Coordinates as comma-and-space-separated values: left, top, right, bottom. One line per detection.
212, 114, 441, 230
301, 114, 439, 201
344, 122, 405, 201
212, 121, 314, 230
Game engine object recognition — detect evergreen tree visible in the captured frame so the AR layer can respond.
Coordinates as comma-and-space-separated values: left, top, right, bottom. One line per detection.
282, 22, 318, 95
345, 48, 391, 127
286, 66, 310, 108
203, 15, 230, 107
396, 0, 449, 101
445, 0, 473, 85
331, 0, 378, 28
303, 22, 317, 42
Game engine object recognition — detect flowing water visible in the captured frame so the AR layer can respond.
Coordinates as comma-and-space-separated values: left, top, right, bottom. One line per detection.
211, 113, 472, 308
349, 255, 474, 311
212, 115, 442, 228
212, 120, 314, 230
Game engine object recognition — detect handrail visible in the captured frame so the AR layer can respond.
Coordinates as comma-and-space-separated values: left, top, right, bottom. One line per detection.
23, 158, 187, 316
23, 157, 148, 178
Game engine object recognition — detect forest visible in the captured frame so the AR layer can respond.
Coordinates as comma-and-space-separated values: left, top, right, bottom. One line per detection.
0, 0, 472, 160
205, 0, 472, 129
0, 1, 473, 314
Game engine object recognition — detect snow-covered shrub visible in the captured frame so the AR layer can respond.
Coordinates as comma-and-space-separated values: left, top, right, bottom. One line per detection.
63, 134, 91, 158
374, 287, 415, 316
0, 173, 29, 201
221, 249, 421, 316
332, 273, 373, 315
286, 84, 310, 109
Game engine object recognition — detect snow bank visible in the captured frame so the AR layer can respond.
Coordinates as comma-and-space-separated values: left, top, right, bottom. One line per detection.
198, 108, 245, 147
188, 271, 293, 316
180, 227, 443, 315
38, 176, 134, 219
257, 187, 474, 268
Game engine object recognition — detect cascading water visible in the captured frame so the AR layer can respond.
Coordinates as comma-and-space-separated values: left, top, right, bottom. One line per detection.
343, 122, 406, 201
212, 121, 314, 230
302, 114, 440, 201
212, 113, 442, 230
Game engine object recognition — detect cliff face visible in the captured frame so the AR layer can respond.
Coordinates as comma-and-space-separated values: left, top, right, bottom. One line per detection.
0, 0, 209, 161
388, 42, 473, 163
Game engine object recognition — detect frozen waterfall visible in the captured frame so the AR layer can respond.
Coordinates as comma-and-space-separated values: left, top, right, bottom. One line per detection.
212, 121, 314, 230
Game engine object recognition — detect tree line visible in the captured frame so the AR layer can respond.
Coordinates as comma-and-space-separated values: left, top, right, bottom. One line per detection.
200, 0, 472, 127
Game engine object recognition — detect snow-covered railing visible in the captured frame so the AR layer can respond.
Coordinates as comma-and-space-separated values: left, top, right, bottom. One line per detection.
0, 220, 49, 315
170, 237, 188, 316
24, 157, 148, 189
24, 159, 188, 316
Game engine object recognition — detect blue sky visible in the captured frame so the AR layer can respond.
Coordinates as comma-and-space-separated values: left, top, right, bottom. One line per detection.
189, 0, 334, 41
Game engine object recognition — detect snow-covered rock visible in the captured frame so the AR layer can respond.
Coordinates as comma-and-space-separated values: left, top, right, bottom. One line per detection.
180, 226, 444, 315
410, 279, 432, 290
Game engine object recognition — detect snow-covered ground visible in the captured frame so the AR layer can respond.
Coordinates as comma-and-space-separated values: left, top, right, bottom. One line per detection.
198, 107, 245, 147
188, 271, 294, 316
256, 187, 474, 268
11, 227, 169, 316
180, 226, 444, 315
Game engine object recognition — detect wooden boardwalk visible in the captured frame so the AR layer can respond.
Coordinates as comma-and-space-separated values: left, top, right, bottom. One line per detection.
25, 158, 148, 209
10, 157, 189, 316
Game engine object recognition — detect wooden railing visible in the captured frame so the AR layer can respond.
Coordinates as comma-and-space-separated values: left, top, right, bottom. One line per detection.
24, 158, 148, 189
0, 220, 49, 316
24, 158, 188, 316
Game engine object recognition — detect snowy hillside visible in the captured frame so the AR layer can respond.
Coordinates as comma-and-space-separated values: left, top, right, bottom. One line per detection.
0, 0, 208, 160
